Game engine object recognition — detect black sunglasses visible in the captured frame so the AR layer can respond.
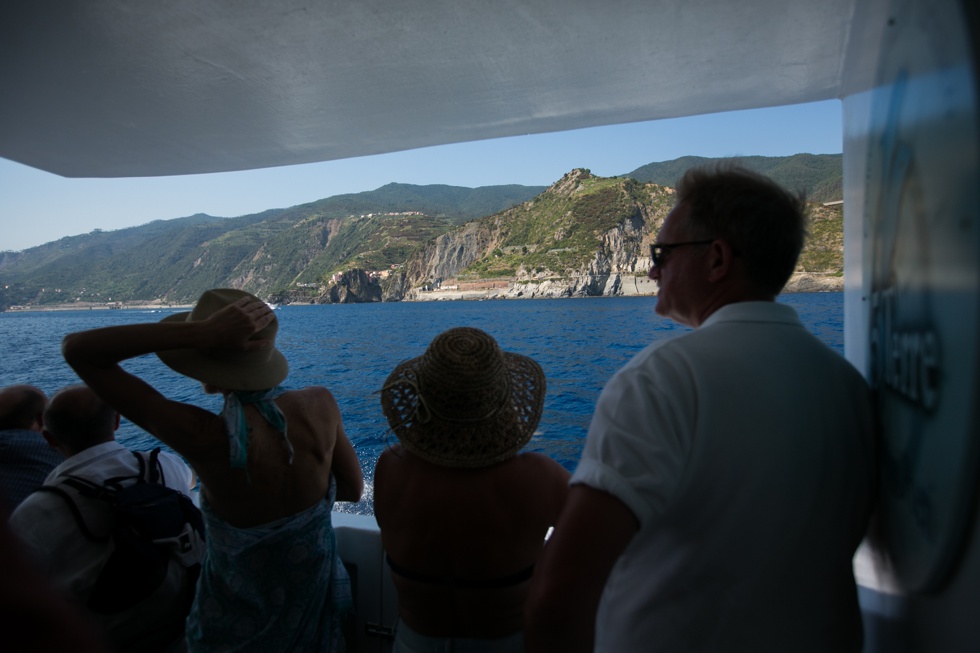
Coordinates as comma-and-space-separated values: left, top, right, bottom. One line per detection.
649, 240, 714, 267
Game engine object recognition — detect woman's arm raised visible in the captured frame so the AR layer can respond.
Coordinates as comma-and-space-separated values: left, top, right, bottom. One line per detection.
62, 297, 276, 454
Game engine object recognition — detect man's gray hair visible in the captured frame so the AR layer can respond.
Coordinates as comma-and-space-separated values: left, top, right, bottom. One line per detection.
675, 163, 808, 296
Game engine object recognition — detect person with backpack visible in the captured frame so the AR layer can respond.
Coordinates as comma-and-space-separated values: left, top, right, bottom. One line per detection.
60, 288, 364, 653
8, 384, 200, 652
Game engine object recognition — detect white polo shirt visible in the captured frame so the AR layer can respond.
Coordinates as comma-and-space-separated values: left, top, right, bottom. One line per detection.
572, 301, 875, 652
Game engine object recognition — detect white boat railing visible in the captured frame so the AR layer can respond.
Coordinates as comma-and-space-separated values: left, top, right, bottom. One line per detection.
334, 513, 398, 653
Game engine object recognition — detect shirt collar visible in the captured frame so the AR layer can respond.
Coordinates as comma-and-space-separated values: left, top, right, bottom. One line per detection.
699, 300, 802, 329
44, 440, 127, 483
0, 429, 47, 452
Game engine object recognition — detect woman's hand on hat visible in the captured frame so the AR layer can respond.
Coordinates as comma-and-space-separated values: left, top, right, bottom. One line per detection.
203, 297, 276, 350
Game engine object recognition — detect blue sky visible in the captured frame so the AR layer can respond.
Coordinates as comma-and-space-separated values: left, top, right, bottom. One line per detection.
0, 100, 842, 252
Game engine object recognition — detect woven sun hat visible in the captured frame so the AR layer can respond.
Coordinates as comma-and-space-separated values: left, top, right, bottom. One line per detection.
156, 288, 288, 391
380, 326, 546, 468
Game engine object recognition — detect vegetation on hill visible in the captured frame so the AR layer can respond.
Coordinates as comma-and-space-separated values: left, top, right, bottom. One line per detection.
627, 153, 842, 203
388, 167, 841, 299
799, 202, 843, 273
459, 172, 673, 280
0, 185, 546, 308
0, 154, 844, 310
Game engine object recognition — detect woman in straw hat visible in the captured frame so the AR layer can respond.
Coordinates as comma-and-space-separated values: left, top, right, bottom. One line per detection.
62, 288, 363, 653
375, 326, 570, 652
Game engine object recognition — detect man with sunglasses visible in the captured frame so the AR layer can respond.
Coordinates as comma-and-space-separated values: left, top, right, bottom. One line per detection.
527, 165, 875, 652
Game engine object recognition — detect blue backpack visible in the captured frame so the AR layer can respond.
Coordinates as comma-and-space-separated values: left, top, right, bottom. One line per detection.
37, 447, 205, 614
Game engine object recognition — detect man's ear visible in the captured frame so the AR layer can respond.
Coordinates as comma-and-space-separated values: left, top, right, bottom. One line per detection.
112, 412, 121, 432
706, 239, 736, 283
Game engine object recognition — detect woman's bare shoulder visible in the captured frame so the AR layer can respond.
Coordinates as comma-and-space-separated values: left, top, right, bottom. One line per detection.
279, 385, 339, 413
284, 384, 336, 400
377, 442, 403, 462
376, 444, 420, 477
515, 451, 570, 475
510, 453, 570, 516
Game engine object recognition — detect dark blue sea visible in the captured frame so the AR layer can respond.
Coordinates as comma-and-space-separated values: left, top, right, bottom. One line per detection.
0, 294, 844, 514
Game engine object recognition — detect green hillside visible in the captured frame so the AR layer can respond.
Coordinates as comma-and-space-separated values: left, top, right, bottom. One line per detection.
626, 153, 842, 203
462, 172, 672, 279
0, 154, 844, 310
0, 185, 546, 308
404, 169, 840, 290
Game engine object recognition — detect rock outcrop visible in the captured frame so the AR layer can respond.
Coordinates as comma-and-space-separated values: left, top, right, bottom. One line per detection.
317, 269, 382, 303
380, 172, 674, 301
784, 272, 844, 292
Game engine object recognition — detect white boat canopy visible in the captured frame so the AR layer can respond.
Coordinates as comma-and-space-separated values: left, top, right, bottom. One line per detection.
0, 0, 870, 178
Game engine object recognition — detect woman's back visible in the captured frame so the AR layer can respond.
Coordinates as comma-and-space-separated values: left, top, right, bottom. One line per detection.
375, 446, 569, 637
187, 386, 360, 528
60, 288, 365, 652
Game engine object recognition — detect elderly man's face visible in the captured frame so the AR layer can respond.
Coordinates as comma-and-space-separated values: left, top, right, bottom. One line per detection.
649, 203, 713, 326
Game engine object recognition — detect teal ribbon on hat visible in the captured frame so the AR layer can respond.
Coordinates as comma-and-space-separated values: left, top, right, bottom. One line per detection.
221, 386, 292, 474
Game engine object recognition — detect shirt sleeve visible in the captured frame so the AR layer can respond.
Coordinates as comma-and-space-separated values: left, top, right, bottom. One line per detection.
156, 452, 195, 495
571, 344, 695, 527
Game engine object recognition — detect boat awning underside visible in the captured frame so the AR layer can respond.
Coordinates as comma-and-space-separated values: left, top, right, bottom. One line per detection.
0, 0, 869, 178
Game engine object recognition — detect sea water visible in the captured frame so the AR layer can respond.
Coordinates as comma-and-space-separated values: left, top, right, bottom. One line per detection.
0, 293, 844, 514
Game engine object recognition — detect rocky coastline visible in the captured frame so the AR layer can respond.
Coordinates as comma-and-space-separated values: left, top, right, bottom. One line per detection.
4, 301, 193, 313
10, 272, 842, 312
402, 271, 842, 302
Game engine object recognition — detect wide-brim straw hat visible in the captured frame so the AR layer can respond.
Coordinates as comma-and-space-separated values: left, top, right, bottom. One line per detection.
380, 326, 545, 468
156, 288, 288, 391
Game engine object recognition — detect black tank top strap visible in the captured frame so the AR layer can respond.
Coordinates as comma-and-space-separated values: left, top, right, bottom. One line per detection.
385, 554, 534, 589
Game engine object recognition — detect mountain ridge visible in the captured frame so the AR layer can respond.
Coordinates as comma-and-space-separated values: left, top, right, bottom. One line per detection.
0, 154, 843, 310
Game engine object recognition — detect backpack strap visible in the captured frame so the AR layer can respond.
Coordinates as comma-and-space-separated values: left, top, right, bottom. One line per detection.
60, 474, 110, 498
148, 447, 166, 486
128, 447, 165, 485
135, 448, 148, 480
32, 448, 176, 545
34, 484, 111, 543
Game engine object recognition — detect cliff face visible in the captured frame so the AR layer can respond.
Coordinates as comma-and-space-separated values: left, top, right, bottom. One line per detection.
380, 171, 672, 301
317, 269, 382, 304
381, 222, 498, 300
505, 212, 657, 299
784, 272, 843, 292
408, 221, 500, 286
330, 169, 844, 303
